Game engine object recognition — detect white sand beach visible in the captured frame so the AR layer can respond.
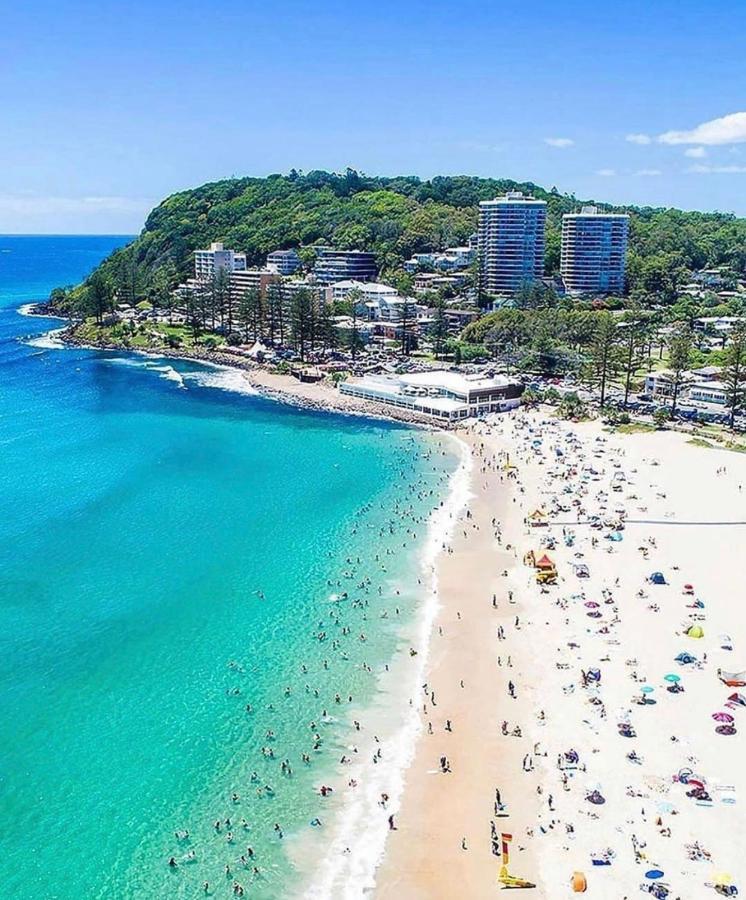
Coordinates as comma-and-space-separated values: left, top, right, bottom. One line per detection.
375, 411, 746, 899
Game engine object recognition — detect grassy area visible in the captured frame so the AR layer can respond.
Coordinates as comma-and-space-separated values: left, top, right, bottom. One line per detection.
687, 437, 715, 449
73, 319, 226, 352
610, 422, 656, 434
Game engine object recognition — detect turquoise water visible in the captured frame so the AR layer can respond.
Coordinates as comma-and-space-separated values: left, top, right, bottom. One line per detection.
0, 237, 454, 898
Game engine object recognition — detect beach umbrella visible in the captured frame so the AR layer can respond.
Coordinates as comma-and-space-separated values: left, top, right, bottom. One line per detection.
715, 725, 737, 736
645, 870, 665, 880
641, 685, 655, 694
713, 712, 734, 723
663, 674, 680, 683
584, 601, 599, 608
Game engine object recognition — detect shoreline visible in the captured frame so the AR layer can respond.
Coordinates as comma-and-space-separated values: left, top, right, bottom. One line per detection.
296, 433, 472, 898
26, 307, 448, 430
374, 425, 542, 898
374, 410, 746, 898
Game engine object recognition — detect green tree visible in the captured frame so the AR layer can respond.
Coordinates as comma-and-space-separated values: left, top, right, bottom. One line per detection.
430, 297, 448, 359
85, 271, 114, 324
586, 312, 621, 407
722, 323, 746, 430
667, 325, 693, 416
619, 306, 650, 408
237, 287, 263, 342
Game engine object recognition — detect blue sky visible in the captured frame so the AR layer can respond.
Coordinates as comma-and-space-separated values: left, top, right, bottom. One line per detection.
1, 0, 745, 232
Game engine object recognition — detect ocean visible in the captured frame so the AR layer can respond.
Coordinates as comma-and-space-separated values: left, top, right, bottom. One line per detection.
0, 236, 460, 898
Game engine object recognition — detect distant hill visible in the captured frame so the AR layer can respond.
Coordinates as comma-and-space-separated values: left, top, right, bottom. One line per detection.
79, 170, 746, 298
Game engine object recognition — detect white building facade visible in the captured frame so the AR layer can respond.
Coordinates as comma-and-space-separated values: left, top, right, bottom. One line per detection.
194, 242, 247, 280
478, 192, 547, 296
560, 207, 629, 295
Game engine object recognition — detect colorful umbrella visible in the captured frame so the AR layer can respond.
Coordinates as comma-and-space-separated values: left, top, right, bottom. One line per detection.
664, 674, 680, 683
641, 685, 655, 694
645, 870, 665, 880
716, 725, 737, 736
713, 712, 734, 723
584, 601, 600, 608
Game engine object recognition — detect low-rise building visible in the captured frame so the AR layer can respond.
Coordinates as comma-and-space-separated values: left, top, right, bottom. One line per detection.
314, 250, 378, 284
330, 280, 398, 304
687, 380, 728, 407
413, 272, 467, 294
266, 249, 301, 275
340, 370, 523, 421
404, 246, 475, 273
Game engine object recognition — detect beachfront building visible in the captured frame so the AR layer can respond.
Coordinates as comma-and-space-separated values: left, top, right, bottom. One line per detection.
314, 250, 377, 284
687, 380, 729, 408
194, 242, 247, 280
266, 249, 301, 275
478, 192, 547, 296
229, 268, 281, 300
560, 206, 629, 295
340, 370, 523, 421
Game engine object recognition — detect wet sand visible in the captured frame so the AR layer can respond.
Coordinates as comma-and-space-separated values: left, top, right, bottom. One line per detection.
376, 430, 541, 898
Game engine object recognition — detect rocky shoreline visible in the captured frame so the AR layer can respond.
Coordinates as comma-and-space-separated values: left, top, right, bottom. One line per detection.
45, 314, 445, 430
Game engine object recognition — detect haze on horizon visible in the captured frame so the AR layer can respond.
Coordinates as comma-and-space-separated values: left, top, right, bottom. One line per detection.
1, 0, 745, 234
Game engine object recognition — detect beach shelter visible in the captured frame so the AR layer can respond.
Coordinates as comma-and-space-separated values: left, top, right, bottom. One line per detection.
727, 692, 746, 706
719, 669, 746, 687
535, 553, 555, 571
650, 572, 666, 585
686, 625, 704, 639
675, 652, 697, 665
527, 509, 548, 527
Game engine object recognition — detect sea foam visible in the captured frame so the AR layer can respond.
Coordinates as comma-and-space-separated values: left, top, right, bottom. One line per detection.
301, 435, 473, 899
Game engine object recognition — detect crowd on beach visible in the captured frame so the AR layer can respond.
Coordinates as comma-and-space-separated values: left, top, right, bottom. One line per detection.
465, 412, 745, 898
157, 403, 746, 899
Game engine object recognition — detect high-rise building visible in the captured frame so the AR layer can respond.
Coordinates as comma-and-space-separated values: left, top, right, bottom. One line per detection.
314, 250, 377, 284
194, 242, 247, 280
560, 206, 629, 295
478, 192, 547, 295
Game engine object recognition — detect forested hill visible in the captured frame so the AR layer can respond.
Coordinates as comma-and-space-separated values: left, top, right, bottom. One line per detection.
85, 170, 746, 297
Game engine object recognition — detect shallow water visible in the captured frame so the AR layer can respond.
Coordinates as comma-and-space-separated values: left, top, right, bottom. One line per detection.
0, 237, 456, 898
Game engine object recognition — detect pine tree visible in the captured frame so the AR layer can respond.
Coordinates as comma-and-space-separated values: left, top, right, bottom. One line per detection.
723, 323, 746, 430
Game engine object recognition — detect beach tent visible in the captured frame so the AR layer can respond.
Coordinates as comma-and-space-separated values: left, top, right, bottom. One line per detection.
718, 669, 746, 687
675, 652, 697, 665
686, 625, 705, 639
727, 692, 746, 706
606, 531, 623, 542
534, 553, 555, 571
650, 572, 666, 585
528, 509, 548, 527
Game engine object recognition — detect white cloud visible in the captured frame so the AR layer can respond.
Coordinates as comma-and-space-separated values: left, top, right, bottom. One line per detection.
544, 137, 574, 148
626, 133, 652, 145
687, 163, 746, 174
659, 111, 746, 145
633, 168, 662, 176
595, 168, 616, 177
684, 147, 707, 158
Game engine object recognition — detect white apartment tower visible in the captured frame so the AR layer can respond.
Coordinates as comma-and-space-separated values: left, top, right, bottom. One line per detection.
560, 206, 629, 295
194, 242, 247, 280
478, 192, 547, 295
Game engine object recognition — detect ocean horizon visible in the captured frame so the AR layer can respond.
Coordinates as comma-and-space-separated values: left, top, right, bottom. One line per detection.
0, 236, 459, 898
